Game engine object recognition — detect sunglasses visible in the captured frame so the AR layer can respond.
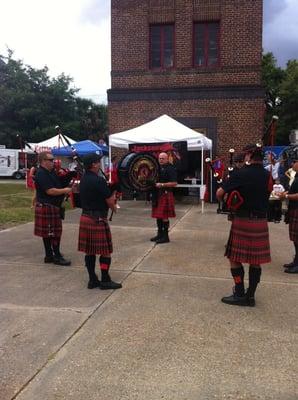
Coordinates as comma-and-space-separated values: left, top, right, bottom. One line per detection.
44, 158, 54, 162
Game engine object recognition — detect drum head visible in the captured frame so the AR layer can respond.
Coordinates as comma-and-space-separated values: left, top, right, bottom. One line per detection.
118, 153, 160, 192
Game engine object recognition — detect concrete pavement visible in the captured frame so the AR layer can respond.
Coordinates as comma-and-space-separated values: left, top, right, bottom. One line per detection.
0, 201, 297, 400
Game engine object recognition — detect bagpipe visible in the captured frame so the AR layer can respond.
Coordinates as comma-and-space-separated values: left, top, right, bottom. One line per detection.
204, 156, 224, 185
53, 126, 85, 209
227, 148, 235, 178
223, 148, 244, 213
262, 115, 279, 193
205, 149, 244, 214
55, 126, 121, 221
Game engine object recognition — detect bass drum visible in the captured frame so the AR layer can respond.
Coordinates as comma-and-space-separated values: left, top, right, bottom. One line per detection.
118, 153, 160, 192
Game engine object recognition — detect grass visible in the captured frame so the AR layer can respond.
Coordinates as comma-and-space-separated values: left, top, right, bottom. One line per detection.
0, 182, 71, 230
0, 183, 33, 229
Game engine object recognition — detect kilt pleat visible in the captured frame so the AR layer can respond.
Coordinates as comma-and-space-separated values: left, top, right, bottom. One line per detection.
225, 217, 271, 264
152, 192, 176, 219
289, 208, 298, 242
78, 215, 113, 255
34, 204, 62, 238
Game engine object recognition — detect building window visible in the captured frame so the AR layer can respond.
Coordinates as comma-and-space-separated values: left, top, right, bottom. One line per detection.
194, 22, 220, 67
150, 24, 174, 69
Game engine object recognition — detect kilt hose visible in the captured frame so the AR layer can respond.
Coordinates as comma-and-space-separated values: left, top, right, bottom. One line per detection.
152, 191, 176, 219
78, 215, 113, 255
34, 204, 62, 239
225, 217, 271, 265
289, 208, 298, 243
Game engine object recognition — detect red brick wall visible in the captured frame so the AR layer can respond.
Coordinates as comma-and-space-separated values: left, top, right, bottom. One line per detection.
109, 0, 264, 157
111, 0, 263, 88
108, 98, 264, 158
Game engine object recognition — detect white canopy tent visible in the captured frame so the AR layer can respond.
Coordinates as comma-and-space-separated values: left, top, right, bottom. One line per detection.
25, 134, 76, 153
109, 115, 213, 212
109, 114, 212, 150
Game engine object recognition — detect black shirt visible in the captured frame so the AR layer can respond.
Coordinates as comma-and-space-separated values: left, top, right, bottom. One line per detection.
160, 164, 177, 183
222, 164, 270, 213
79, 171, 111, 217
288, 174, 298, 210
35, 167, 65, 207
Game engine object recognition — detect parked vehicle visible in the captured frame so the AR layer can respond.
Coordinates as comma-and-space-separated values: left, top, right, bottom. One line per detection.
0, 148, 26, 179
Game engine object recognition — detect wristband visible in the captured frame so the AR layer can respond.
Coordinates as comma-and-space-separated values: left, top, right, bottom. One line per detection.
285, 194, 289, 199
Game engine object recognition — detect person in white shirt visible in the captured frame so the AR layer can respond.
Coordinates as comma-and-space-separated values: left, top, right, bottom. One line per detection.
265, 155, 280, 182
272, 181, 285, 197
285, 164, 296, 187
68, 158, 78, 172
268, 179, 285, 222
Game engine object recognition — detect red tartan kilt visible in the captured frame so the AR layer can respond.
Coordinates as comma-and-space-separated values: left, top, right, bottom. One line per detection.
289, 208, 298, 242
34, 204, 62, 238
78, 215, 113, 255
152, 191, 176, 219
225, 217, 271, 264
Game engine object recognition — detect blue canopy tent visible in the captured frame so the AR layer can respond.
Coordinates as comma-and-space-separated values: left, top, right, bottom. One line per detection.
51, 140, 109, 157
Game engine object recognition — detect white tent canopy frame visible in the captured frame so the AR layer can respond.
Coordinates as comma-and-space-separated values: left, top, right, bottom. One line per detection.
25, 134, 76, 153
109, 115, 213, 212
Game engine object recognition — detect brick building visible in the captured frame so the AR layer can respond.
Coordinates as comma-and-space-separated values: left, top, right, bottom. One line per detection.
107, 0, 264, 161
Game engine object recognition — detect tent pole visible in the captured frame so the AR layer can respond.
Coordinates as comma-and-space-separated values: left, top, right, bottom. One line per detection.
210, 147, 213, 203
201, 146, 204, 214
108, 145, 112, 181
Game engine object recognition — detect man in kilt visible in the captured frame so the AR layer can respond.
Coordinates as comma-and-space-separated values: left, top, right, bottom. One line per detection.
216, 144, 271, 307
151, 152, 177, 244
78, 153, 122, 290
278, 159, 298, 273
34, 151, 73, 266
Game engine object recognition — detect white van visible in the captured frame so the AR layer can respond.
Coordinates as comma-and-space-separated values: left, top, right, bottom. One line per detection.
0, 148, 26, 179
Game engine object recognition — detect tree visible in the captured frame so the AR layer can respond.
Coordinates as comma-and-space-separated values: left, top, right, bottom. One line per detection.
261, 52, 285, 144
278, 60, 298, 144
0, 49, 107, 148
262, 52, 298, 145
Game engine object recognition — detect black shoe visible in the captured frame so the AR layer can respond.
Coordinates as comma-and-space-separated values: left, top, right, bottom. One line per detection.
100, 280, 122, 290
221, 293, 249, 307
284, 265, 298, 273
44, 256, 54, 263
245, 291, 256, 307
53, 256, 71, 266
246, 296, 256, 307
150, 234, 161, 242
156, 235, 170, 244
283, 261, 295, 269
87, 279, 101, 289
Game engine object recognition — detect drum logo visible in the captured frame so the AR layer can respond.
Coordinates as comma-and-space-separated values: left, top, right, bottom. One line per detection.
130, 157, 158, 191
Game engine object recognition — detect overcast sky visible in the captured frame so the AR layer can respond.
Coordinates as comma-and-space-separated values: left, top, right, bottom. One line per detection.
0, 0, 297, 104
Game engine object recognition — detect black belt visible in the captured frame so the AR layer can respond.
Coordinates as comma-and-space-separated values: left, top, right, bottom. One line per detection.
82, 209, 107, 218
235, 210, 267, 219
36, 202, 60, 209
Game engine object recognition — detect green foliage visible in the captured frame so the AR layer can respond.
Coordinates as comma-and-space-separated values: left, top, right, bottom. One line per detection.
262, 52, 284, 144
0, 49, 107, 148
262, 52, 298, 145
278, 60, 298, 144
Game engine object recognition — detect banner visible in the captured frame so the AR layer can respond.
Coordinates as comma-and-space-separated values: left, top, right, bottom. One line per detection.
128, 141, 188, 172
263, 146, 287, 166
